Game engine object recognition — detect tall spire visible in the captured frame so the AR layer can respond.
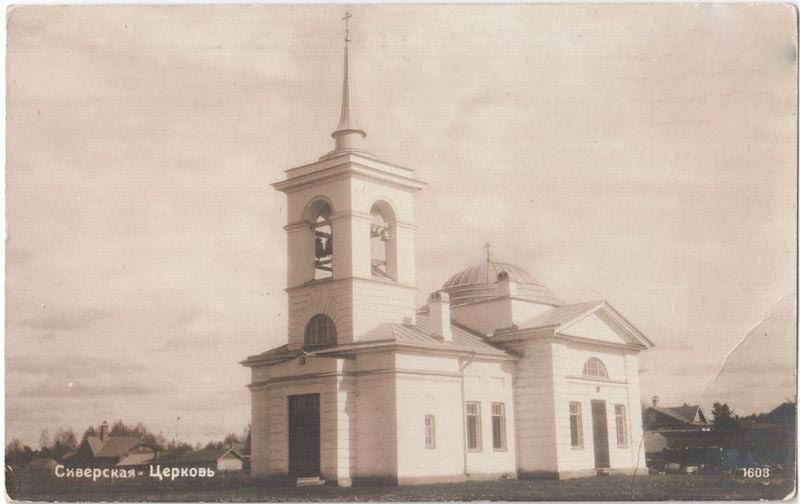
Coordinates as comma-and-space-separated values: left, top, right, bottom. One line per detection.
331, 12, 367, 153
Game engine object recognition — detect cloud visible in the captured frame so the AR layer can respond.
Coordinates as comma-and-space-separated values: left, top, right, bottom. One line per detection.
20, 308, 110, 331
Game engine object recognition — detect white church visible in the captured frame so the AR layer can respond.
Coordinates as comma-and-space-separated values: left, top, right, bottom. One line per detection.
242, 15, 654, 486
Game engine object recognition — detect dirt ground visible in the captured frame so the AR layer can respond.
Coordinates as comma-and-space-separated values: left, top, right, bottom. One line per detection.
10, 473, 796, 502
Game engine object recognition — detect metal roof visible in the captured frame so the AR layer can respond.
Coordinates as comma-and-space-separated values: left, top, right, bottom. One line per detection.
242, 315, 511, 365
440, 261, 563, 307
387, 315, 508, 356
442, 261, 539, 288
514, 301, 604, 330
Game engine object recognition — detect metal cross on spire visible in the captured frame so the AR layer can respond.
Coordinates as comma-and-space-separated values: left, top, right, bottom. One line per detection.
331, 10, 366, 146
343, 11, 352, 42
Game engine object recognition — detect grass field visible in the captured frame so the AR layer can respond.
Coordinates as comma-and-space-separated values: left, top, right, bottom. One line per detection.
10, 473, 796, 502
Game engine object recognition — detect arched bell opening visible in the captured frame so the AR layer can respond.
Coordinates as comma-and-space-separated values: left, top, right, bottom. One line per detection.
369, 200, 397, 281
306, 200, 334, 280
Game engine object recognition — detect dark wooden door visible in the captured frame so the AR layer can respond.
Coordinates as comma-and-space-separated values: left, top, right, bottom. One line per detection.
288, 394, 320, 477
591, 400, 610, 469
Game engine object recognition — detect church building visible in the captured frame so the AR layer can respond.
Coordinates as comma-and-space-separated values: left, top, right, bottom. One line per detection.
242, 15, 654, 486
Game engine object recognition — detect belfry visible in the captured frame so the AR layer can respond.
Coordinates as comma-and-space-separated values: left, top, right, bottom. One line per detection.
243, 13, 653, 486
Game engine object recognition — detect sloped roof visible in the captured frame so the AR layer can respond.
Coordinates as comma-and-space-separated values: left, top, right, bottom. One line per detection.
499, 300, 653, 348
117, 452, 156, 466
514, 301, 604, 330
86, 436, 104, 455
384, 315, 508, 356
333, 314, 508, 357
61, 449, 78, 461
242, 314, 511, 365
178, 448, 242, 464
650, 405, 707, 425
765, 402, 796, 422
88, 435, 146, 458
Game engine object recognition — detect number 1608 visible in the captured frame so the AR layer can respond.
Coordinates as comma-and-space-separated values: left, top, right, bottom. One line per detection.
742, 467, 770, 478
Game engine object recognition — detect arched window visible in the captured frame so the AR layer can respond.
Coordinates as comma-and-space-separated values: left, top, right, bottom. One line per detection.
582, 358, 608, 379
304, 314, 337, 348
370, 201, 397, 280
308, 201, 333, 280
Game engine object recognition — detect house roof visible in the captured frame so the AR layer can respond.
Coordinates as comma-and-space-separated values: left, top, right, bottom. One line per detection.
178, 448, 243, 464
86, 435, 147, 458
649, 405, 707, 425
764, 402, 796, 422
86, 436, 104, 455
117, 452, 156, 466
61, 449, 78, 461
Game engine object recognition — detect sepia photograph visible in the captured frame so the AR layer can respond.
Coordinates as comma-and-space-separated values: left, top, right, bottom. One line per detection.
4, 4, 798, 501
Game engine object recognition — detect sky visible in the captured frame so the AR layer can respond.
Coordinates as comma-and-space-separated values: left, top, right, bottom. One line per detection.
5, 4, 797, 446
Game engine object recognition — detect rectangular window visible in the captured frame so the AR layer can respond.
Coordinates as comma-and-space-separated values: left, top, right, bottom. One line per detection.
466, 401, 482, 451
615, 404, 628, 447
425, 415, 436, 449
569, 402, 584, 448
491, 403, 507, 450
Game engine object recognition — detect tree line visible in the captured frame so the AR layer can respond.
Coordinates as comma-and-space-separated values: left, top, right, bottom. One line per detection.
5, 420, 250, 470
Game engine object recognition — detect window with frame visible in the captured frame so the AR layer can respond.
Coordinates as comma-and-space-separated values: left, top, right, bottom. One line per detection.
424, 415, 436, 449
582, 358, 609, 379
569, 402, 584, 448
615, 404, 628, 447
466, 402, 482, 451
304, 314, 337, 348
491, 403, 507, 450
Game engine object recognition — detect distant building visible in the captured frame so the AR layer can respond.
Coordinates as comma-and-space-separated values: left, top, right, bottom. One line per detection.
744, 402, 796, 472
643, 398, 710, 431
175, 447, 244, 472
62, 421, 157, 467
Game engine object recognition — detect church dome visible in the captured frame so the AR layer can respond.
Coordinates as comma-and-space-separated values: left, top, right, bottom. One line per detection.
441, 260, 563, 307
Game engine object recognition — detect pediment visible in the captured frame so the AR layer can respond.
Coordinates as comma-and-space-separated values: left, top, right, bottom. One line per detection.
558, 303, 653, 348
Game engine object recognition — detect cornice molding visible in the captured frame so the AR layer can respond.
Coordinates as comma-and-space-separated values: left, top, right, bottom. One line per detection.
285, 275, 417, 292
273, 161, 426, 194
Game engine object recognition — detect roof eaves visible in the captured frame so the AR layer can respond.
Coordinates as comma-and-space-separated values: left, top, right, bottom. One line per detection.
597, 301, 656, 348
653, 407, 694, 424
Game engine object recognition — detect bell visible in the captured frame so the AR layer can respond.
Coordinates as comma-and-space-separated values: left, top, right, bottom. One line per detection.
315, 236, 325, 259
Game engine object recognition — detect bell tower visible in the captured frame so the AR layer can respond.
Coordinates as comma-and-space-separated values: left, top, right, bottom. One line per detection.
273, 13, 425, 352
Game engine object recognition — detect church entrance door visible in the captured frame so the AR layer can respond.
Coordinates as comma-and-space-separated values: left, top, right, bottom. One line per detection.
591, 400, 610, 469
288, 394, 321, 478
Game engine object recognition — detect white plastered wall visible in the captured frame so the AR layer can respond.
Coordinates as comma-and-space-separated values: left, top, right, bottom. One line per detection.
550, 340, 646, 474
